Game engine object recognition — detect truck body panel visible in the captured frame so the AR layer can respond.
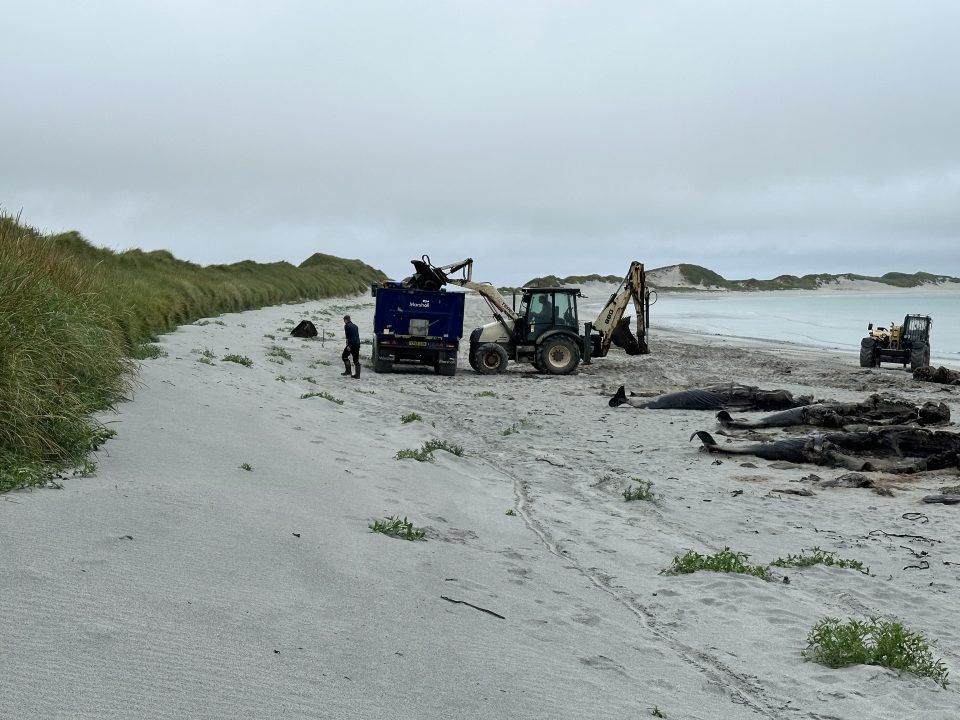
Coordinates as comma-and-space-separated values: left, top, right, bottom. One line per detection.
370, 284, 466, 375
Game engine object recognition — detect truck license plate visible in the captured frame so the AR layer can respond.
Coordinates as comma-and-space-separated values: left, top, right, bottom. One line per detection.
409, 341, 427, 347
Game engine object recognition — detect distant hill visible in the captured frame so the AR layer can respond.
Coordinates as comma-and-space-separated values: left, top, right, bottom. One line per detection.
526, 264, 960, 291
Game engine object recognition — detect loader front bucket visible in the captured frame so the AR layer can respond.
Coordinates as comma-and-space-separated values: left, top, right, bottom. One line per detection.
611, 317, 647, 355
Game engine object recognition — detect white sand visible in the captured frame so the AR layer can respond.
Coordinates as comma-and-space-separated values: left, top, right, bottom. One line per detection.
2, 293, 959, 719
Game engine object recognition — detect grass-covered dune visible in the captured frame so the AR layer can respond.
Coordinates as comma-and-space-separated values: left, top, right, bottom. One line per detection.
0, 213, 383, 491
527, 263, 960, 291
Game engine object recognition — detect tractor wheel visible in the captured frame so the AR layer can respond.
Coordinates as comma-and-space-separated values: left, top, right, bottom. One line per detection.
910, 342, 930, 371
537, 336, 581, 375
473, 343, 508, 374
859, 338, 877, 368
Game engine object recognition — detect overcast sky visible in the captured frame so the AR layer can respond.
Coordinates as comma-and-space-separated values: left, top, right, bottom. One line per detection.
3, 1, 959, 284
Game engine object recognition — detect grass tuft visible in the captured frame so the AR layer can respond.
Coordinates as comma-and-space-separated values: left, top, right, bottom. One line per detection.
401, 412, 423, 424
623, 479, 655, 502
474, 390, 497, 398
133, 342, 167, 359
222, 354, 253, 367
663, 548, 770, 580
301, 391, 344, 405
771, 547, 869, 574
395, 439, 465, 462
369, 516, 426, 541
239, 463, 253, 471
803, 617, 948, 688
267, 345, 292, 361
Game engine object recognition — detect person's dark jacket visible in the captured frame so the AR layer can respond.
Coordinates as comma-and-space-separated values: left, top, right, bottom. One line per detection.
344, 321, 360, 347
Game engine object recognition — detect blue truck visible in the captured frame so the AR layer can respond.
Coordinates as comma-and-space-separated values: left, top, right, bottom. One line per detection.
370, 283, 466, 375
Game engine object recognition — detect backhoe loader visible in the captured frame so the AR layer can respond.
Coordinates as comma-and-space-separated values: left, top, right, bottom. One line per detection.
402, 256, 650, 375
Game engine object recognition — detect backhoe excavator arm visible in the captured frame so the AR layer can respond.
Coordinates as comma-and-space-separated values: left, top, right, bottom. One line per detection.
590, 261, 649, 357
421, 256, 519, 322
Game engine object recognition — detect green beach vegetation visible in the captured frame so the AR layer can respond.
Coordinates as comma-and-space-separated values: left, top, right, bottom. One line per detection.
0, 213, 382, 492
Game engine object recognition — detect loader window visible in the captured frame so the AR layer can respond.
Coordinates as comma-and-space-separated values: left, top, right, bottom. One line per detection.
527, 293, 554, 326
555, 293, 576, 327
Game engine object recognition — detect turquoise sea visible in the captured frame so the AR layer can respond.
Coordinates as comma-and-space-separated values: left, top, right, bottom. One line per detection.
647, 291, 960, 366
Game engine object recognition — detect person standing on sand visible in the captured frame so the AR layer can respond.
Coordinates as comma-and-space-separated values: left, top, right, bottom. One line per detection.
341, 315, 361, 379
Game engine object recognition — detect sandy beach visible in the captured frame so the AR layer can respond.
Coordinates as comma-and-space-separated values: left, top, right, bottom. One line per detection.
2, 292, 959, 720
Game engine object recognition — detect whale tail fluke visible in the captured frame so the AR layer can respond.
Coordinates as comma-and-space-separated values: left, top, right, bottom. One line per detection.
690, 430, 719, 448
609, 386, 628, 407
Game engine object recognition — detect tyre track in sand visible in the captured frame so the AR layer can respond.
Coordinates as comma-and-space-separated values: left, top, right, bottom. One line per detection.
476, 455, 789, 719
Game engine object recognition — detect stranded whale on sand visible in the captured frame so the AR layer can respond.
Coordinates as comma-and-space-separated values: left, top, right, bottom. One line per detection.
609, 384, 811, 411
716, 395, 950, 430
690, 426, 960, 474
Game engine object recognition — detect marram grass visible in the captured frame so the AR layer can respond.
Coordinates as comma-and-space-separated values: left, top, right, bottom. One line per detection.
0, 212, 382, 490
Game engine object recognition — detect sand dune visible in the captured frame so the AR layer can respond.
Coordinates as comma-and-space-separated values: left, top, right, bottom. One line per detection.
2, 293, 958, 719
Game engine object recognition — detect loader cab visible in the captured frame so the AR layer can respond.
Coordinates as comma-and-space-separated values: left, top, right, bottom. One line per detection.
901, 314, 931, 346
517, 288, 580, 343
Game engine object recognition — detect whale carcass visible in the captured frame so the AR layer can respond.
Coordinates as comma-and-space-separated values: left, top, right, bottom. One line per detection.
609, 384, 812, 411
690, 426, 960, 474
716, 395, 950, 430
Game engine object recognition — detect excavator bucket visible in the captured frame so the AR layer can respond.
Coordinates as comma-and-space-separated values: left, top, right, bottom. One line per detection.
611, 317, 647, 355
404, 259, 449, 291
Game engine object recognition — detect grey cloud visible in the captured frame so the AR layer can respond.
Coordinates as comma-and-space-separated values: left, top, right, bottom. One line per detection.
2, 1, 959, 284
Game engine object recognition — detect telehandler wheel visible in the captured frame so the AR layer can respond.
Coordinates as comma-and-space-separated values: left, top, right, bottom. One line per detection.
537, 336, 580, 375
910, 342, 930, 371
859, 338, 877, 368
473, 343, 508, 374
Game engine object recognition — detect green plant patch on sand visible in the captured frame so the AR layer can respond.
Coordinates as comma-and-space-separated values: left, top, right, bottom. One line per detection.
222, 354, 253, 367
300, 391, 344, 405
395, 439, 465, 462
369, 516, 426, 541
623, 479, 655, 502
804, 617, 948, 688
133, 342, 167, 359
771, 547, 869, 574
662, 548, 770, 580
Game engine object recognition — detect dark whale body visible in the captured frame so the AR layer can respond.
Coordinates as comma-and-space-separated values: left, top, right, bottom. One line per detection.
690, 427, 960, 474
609, 384, 810, 411
716, 396, 950, 430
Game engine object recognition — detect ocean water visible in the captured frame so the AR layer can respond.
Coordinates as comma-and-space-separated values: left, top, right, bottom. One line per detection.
645, 292, 960, 365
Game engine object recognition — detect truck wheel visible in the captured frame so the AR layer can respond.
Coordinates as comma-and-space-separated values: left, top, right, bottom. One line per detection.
436, 362, 457, 377
859, 338, 877, 368
473, 343, 508, 374
537, 336, 580, 375
434, 352, 457, 376
910, 342, 930, 371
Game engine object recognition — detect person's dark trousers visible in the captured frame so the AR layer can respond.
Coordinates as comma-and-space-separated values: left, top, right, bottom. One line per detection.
342, 344, 360, 377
